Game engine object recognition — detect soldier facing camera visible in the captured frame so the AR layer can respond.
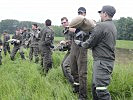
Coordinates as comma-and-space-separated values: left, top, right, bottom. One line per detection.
10, 29, 25, 60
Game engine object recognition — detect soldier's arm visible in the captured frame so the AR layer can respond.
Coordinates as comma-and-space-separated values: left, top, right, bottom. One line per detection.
81, 24, 103, 49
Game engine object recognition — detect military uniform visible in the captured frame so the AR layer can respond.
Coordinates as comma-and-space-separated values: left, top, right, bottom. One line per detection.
61, 29, 74, 84
21, 30, 27, 48
3, 34, 10, 55
69, 15, 95, 100
29, 29, 40, 63
10, 34, 25, 60
70, 32, 88, 99
0, 39, 3, 65
40, 26, 54, 73
80, 19, 117, 100
25, 31, 31, 48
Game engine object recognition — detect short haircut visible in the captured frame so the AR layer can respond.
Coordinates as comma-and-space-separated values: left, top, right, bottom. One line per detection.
4, 31, 7, 33
32, 23, 38, 28
61, 17, 68, 21
45, 19, 51, 26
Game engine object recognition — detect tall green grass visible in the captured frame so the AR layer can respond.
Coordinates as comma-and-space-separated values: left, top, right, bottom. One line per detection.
54, 37, 133, 50
0, 49, 132, 100
116, 40, 133, 49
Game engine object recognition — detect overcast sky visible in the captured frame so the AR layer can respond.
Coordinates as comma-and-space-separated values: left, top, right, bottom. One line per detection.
0, 0, 133, 25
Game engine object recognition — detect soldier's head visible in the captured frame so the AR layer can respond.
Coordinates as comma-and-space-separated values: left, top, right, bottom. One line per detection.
45, 19, 51, 26
23, 27, 27, 32
98, 5, 116, 21
27, 29, 30, 32
19, 28, 23, 34
3, 31, 8, 35
78, 7, 86, 16
16, 29, 20, 35
32, 24, 38, 30
61, 17, 69, 28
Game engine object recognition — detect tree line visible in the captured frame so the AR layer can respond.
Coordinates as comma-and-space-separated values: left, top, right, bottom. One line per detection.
0, 17, 133, 40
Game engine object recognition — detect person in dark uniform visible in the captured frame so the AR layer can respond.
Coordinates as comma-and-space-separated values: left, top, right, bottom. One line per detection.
25, 29, 31, 48
0, 39, 3, 65
10, 29, 25, 60
60, 17, 74, 84
74, 5, 117, 100
68, 7, 88, 100
3, 31, 10, 56
29, 24, 40, 63
40, 19, 54, 73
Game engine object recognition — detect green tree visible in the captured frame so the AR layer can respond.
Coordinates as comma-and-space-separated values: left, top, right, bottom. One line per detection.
115, 17, 133, 40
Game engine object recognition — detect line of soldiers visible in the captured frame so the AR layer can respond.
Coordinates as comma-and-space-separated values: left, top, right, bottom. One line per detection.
0, 8, 91, 100
0, 5, 117, 100
0, 19, 54, 74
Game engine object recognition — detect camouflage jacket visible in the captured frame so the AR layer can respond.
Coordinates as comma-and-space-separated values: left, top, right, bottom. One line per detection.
12, 34, 22, 47
30, 29, 41, 47
3, 34, 10, 43
40, 26, 54, 48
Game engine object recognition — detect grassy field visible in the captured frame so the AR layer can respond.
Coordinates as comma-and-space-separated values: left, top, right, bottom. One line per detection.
55, 37, 133, 49
116, 40, 133, 49
0, 38, 133, 100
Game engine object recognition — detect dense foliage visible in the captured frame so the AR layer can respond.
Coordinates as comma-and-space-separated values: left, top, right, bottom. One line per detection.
0, 17, 133, 40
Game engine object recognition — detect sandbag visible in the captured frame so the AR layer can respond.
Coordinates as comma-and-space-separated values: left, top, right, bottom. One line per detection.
69, 15, 96, 32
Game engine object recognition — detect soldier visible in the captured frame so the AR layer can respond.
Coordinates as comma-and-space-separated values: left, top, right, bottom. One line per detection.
0, 39, 3, 65
68, 7, 88, 100
21, 27, 28, 48
60, 17, 74, 84
40, 19, 54, 73
74, 5, 117, 100
10, 29, 25, 60
3, 31, 10, 56
25, 29, 31, 48
29, 24, 40, 63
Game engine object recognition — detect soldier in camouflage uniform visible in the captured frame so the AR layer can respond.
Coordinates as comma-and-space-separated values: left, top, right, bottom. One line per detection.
10, 29, 25, 60
0, 39, 3, 65
60, 17, 74, 84
21, 27, 28, 48
29, 24, 40, 63
3, 31, 10, 56
40, 19, 54, 73
25, 29, 31, 48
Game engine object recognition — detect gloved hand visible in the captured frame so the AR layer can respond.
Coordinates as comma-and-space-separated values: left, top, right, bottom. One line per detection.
74, 40, 82, 47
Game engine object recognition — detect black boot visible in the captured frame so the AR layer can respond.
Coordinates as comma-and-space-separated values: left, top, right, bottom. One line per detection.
73, 82, 79, 93
10, 56, 14, 61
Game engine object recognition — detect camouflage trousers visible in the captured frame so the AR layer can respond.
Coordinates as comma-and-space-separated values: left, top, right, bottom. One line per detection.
41, 47, 52, 73
29, 46, 39, 63
0, 52, 2, 65
10, 46, 25, 60
3, 43, 10, 55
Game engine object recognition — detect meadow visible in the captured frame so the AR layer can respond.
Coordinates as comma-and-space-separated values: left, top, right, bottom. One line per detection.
0, 38, 133, 100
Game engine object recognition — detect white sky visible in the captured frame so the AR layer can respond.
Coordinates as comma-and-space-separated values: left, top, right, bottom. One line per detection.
0, 0, 133, 25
